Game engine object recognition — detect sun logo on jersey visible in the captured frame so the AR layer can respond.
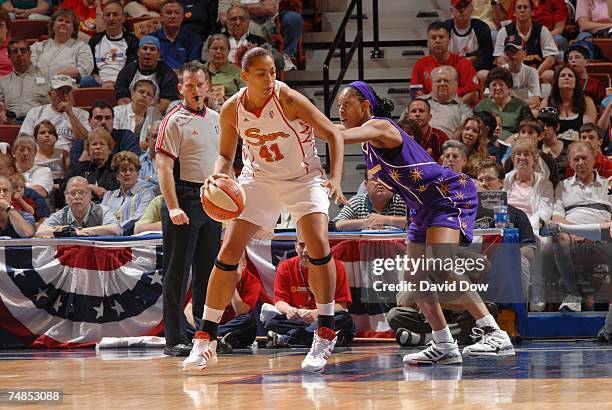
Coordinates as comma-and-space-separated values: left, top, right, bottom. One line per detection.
437, 181, 450, 196
454, 192, 465, 200
458, 174, 469, 187
409, 168, 423, 183
390, 169, 401, 181
416, 184, 427, 193
463, 201, 473, 209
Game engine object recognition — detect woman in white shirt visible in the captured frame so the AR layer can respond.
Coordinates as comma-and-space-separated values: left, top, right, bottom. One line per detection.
113, 79, 160, 149
30, 8, 94, 81
503, 138, 554, 232
12, 135, 53, 198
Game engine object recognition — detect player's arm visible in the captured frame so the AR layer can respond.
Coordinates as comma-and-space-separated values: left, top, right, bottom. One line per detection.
341, 118, 403, 147
206, 99, 240, 187
283, 87, 347, 204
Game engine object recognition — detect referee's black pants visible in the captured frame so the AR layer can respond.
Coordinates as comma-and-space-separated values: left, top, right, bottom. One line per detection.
161, 184, 221, 347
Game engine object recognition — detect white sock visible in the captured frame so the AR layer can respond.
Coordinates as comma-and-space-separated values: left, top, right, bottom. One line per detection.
559, 223, 602, 241
432, 327, 453, 344
316, 301, 335, 316
202, 306, 224, 323
476, 314, 500, 330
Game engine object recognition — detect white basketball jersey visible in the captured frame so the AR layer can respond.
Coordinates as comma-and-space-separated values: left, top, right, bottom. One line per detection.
236, 81, 323, 180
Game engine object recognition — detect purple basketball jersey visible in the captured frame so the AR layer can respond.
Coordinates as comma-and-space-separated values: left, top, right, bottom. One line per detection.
362, 117, 477, 243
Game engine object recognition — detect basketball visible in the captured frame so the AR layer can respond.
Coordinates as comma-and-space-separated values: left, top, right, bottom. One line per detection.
201, 178, 246, 222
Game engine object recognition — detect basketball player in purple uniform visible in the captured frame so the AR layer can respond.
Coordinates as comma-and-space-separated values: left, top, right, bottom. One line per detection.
339, 81, 514, 364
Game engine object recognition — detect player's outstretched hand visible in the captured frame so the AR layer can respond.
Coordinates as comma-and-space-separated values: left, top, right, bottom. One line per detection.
322, 177, 347, 205
169, 208, 190, 225
204, 173, 231, 191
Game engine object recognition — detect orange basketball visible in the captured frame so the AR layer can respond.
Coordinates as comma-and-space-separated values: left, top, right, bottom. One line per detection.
201, 178, 246, 222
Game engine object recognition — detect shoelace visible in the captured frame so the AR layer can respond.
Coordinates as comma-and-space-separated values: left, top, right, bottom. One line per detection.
309, 336, 332, 357
469, 327, 500, 347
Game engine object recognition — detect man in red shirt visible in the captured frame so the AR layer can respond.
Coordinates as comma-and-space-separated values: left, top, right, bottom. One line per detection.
566, 44, 606, 106
264, 239, 355, 348
185, 268, 262, 353
410, 20, 480, 107
399, 99, 449, 162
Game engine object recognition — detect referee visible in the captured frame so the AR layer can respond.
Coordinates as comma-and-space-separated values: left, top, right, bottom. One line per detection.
155, 61, 221, 356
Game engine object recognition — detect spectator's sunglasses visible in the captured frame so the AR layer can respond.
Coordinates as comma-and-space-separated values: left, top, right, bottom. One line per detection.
538, 107, 558, 116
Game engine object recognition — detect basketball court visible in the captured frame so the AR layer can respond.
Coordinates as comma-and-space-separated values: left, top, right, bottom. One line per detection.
2, 341, 612, 408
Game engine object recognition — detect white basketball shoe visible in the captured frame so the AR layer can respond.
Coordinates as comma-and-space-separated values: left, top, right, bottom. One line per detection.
462, 327, 515, 357
301, 327, 337, 373
403, 340, 463, 365
183, 331, 218, 371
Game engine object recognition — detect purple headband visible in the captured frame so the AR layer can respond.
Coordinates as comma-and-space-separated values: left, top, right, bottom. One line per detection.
348, 81, 378, 111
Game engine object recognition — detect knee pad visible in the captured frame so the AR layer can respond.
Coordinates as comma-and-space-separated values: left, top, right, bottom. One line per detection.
214, 258, 239, 272
308, 252, 332, 266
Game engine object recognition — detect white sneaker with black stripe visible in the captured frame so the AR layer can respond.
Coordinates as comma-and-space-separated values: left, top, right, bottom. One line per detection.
402, 341, 462, 365
462, 327, 515, 358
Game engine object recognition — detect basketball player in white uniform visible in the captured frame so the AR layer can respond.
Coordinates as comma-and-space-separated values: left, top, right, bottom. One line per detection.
183, 47, 347, 373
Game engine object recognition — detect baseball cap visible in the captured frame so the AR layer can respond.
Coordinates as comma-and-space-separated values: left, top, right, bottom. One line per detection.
139, 35, 160, 49
451, 0, 472, 7
49, 74, 76, 90
504, 35, 525, 51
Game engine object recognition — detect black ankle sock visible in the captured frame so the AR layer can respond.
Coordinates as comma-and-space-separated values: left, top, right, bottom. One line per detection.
318, 314, 334, 330
200, 320, 219, 340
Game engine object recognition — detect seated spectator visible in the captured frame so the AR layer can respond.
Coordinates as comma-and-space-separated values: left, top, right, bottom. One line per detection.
139, 120, 160, 193
62, 128, 119, 202
30, 9, 94, 80
0, 38, 50, 123
36, 176, 121, 237
263, 239, 355, 348
2, 0, 50, 21
218, 0, 278, 41
566, 123, 612, 178
334, 169, 407, 231
9, 173, 35, 216
493, 0, 558, 84
411, 21, 479, 107
566, 43, 607, 106
476, 160, 536, 299
124, 0, 161, 17
59, 0, 103, 40
204, 34, 245, 105
0, 175, 34, 237
102, 151, 154, 235
115, 35, 180, 115
133, 194, 162, 234
278, 0, 304, 66
441, 139, 469, 174
540, 64, 597, 135
71, 100, 142, 164
419, 65, 473, 138
547, 141, 611, 312
179, 0, 218, 41
445, 0, 494, 79
0, 152, 50, 223
399, 99, 449, 162
453, 115, 491, 177
506, 0, 569, 52
33, 120, 69, 187
223, 5, 284, 71
151, 0, 202, 71
503, 138, 554, 232
538, 106, 569, 182
503, 118, 558, 187
474, 110, 502, 163
501, 34, 541, 110
475, 67, 533, 141
19, 75, 91, 152
113, 79, 160, 147
184, 267, 261, 353
12, 135, 53, 198
471, 0, 512, 35
84, 0, 139, 88
575, 0, 612, 39
0, 9, 12, 77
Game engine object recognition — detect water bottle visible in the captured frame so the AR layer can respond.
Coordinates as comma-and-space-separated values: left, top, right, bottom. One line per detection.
494, 204, 508, 229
